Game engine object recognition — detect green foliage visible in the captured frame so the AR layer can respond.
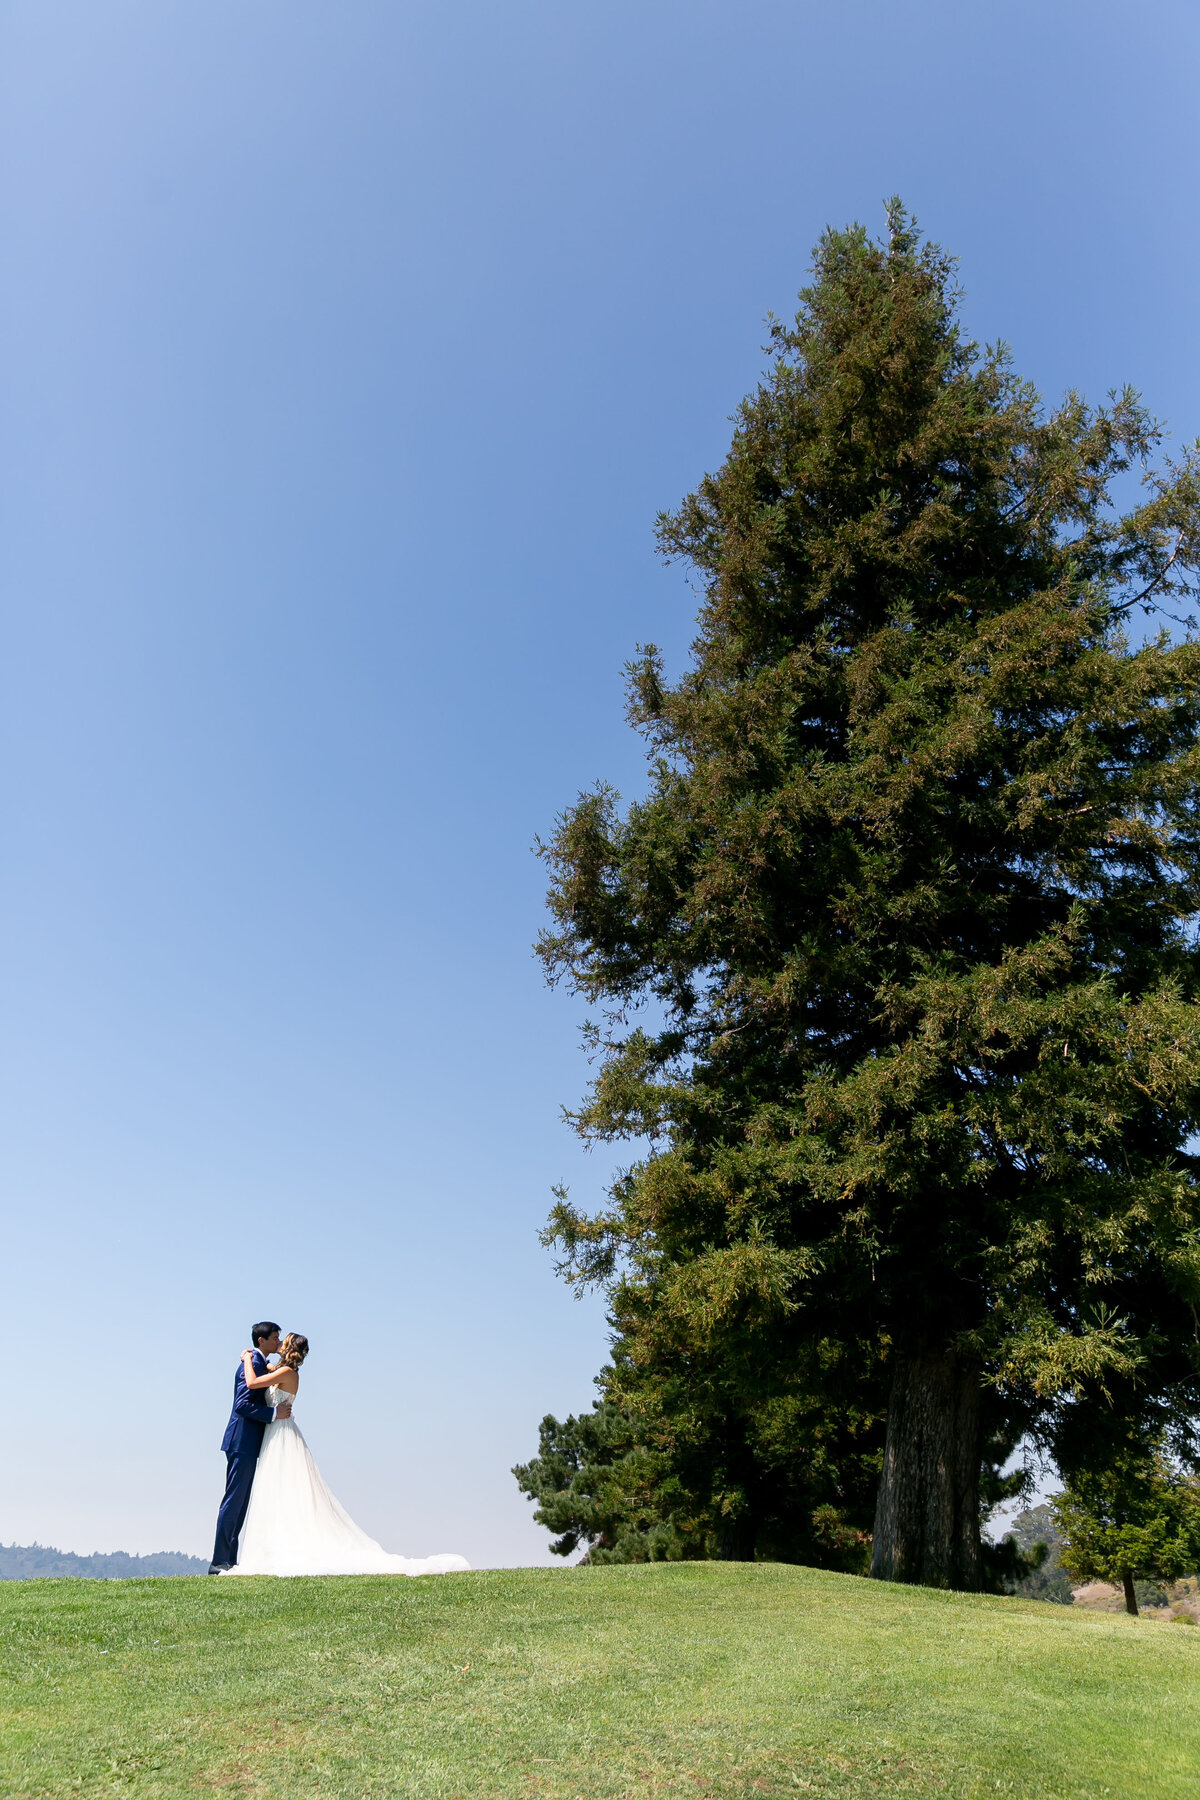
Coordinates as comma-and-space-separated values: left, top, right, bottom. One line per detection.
6, 1566, 1200, 1798
512, 1402, 690, 1563
1054, 1440, 1200, 1602
530, 201, 1200, 1570
513, 1363, 878, 1569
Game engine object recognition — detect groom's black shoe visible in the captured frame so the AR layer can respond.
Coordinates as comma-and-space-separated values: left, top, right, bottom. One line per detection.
207, 1564, 231, 1575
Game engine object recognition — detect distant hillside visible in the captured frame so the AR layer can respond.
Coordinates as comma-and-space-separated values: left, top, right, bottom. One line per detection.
1000, 1504, 1075, 1604
0, 1542, 207, 1580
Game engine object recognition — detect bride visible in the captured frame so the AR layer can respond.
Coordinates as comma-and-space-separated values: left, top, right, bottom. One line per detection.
226, 1333, 470, 1578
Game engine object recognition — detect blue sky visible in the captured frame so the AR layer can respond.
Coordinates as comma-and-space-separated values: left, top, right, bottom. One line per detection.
1, 1, 1197, 1568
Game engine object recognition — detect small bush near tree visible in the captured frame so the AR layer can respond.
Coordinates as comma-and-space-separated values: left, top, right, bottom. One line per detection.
512, 1376, 879, 1570
512, 1403, 689, 1564
1053, 1441, 1200, 1614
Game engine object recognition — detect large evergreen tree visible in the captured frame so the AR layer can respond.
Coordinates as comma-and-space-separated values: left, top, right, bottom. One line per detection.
530, 205, 1200, 1588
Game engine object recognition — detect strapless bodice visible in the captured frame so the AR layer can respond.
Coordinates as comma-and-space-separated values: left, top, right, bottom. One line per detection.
267, 1384, 297, 1412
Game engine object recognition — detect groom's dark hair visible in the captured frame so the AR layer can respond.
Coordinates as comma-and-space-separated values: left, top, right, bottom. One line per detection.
251, 1321, 281, 1346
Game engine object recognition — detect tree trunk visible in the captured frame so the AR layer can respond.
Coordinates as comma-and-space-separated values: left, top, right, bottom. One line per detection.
869, 1344, 982, 1590
1122, 1571, 1138, 1616
718, 1515, 756, 1561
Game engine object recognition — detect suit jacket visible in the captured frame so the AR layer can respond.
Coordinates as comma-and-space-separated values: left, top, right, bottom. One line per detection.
220, 1349, 276, 1455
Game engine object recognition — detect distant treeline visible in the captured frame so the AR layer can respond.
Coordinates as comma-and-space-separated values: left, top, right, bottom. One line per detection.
0, 1542, 208, 1580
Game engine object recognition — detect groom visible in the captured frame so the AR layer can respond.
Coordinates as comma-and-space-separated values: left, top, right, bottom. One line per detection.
208, 1320, 293, 1574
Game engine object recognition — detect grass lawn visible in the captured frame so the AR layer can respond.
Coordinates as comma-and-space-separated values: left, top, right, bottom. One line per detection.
2, 1562, 1198, 1799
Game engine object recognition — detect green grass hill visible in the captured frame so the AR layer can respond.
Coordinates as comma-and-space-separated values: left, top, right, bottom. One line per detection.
3, 1561, 1198, 1798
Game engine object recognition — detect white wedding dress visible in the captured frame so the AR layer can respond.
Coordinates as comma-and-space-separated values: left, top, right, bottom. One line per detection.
227, 1385, 470, 1578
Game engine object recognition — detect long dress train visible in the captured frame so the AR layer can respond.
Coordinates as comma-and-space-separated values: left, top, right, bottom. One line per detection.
227, 1385, 470, 1578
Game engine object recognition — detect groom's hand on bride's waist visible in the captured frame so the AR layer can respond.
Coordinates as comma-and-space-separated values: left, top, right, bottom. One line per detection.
275, 1403, 292, 1418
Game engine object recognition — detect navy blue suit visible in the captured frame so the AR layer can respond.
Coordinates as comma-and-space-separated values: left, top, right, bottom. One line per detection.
209, 1351, 276, 1572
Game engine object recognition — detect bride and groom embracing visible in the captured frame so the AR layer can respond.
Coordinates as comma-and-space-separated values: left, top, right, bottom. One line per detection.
209, 1320, 470, 1578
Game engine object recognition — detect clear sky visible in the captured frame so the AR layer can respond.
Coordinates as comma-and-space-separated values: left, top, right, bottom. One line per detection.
1, 1, 1197, 1569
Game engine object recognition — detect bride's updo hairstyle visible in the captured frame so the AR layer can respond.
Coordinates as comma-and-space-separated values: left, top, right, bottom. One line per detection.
278, 1333, 309, 1369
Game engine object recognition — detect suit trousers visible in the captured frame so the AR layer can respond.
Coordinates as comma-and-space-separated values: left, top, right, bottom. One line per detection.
210, 1444, 260, 1571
